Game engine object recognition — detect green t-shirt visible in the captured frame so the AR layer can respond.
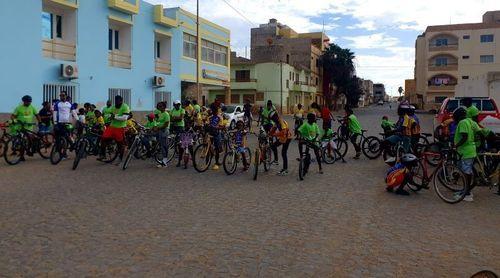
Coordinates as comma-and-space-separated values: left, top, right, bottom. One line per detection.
381, 119, 395, 130
145, 120, 158, 129
466, 105, 479, 119
13, 104, 37, 131
194, 104, 201, 114
454, 118, 477, 159
86, 111, 96, 125
298, 122, 320, 140
322, 128, 334, 140
110, 104, 130, 128
102, 106, 113, 124
262, 106, 276, 124
170, 108, 185, 127
348, 114, 362, 135
157, 111, 170, 129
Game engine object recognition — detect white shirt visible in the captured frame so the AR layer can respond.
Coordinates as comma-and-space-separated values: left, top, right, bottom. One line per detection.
53, 101, 76, 123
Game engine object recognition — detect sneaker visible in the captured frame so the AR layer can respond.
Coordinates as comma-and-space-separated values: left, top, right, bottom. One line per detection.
464, 194, 474, 202
277, 169, 288, 176
395, 188, 410, 196
212, 164, 219, 170
272, 160, 279, 165
318, 169, 324, 174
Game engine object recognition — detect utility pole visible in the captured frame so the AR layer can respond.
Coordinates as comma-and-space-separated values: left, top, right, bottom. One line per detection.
280, 61, 283, 114
196, 0, 201, 104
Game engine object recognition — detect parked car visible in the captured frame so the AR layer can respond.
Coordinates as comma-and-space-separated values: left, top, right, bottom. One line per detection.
377, 100, 384, 106
434, 97, 500, 134
223, 105, 245, 129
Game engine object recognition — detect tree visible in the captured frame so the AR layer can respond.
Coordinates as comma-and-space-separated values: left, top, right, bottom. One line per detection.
320, 43, 360, 109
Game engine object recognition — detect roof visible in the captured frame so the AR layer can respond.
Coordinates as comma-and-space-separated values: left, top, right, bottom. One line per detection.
425, 22, 500, 33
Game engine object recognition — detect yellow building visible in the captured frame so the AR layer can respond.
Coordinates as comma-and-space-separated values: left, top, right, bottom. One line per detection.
415, 10, 500, 111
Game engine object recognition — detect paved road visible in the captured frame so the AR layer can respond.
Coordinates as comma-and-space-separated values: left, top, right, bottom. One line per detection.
1, 105, 499, 277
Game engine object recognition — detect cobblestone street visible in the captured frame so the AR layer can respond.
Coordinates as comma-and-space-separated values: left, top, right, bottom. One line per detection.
1, 105, 499, 277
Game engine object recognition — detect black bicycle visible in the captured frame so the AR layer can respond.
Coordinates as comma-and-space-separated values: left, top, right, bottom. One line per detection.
298, 139, 320, 181
72, 126, 118, 170
50, 123, 77, 165
3, 122, 54, 165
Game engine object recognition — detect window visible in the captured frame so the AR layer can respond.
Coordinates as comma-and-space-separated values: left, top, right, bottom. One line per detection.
154, 91, 171, 109
316, 78, 319, 86
183, 33, 197, 59
235, 70, 250, 81
463, 35, 470, 39
462, 55, 470, 59
256, 92, 265, 101
201, 39, 227, 66
108, 29, 120, 50
156, 41, 161, 58
480, 55, 494, 63
41, 12, 62, 39
435, 96, 447, 104
435, 57, 448, 66
109, 88, 132, 107
462, 76, 469, 80
445, 100, 459, 111
480, 34, 494, 43
435, 38, 448, 46
231, 95, 240, 104
286, 54, 290, 64
295, 73, 299, 82
482, 100, 496, 111
43, 84, 77, 104
289, 72, 292, 80
286, 79, 289, 89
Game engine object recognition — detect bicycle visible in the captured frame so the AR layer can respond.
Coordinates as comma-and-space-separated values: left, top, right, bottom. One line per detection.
50, 123, 78, 165
252, 126, 273, 180
470, 151, 500, 196
336, 116, 381, 159
193, 128, 230, 172
409, 148, 468, 204
298, 139, 320, 181
0, 122, 12, 158
72, 126, 118, 170
178, 128, 195, 169
321, 136, 346, 164
223, 132, 251, 175
122, 123, 164, 170
3, 122, 54, 165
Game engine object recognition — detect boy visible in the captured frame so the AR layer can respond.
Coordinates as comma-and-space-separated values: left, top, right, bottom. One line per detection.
234, 120, 250, 171
208, 107, 225, 170
92, 110, 105, 134
380, 116, 395, 136
453, 107, 477, 202
297, 113, 323, 174
269, 111, 293, 176
345, 107, 362, 159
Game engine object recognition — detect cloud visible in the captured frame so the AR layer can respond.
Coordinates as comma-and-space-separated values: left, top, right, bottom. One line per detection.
347, 20, 377, 31
344, 33, 400, 49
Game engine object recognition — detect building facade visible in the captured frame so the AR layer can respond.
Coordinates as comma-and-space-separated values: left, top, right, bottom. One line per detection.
0, 0, 230, 114
373, 83, 386, 102
404, 79, 421, 108
414, 10, 500, 111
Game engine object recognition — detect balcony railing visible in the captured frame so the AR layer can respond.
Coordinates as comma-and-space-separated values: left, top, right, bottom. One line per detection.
42, 39, 76, 61
108, 50, 131, 69
231, 78, 257, 82
428, 63, 458, 71
155, 58, 171, 74
429, 43, 458, 52
428, 84, 456, 91
47, 0, 78, 8
108, 0, 139, 14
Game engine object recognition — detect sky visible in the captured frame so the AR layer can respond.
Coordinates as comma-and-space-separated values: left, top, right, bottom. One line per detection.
147, 0, 499, 96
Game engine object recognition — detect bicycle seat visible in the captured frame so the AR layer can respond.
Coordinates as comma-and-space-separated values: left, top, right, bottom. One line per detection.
421, 133, 432, 137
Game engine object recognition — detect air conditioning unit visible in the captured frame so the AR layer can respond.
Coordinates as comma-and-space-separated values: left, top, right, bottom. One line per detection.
60, 64, 78, 79
153, 76, 165, 87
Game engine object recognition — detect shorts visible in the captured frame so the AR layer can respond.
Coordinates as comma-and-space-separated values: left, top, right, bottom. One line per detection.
458, 159, 474, 175
102, 126, 125, 143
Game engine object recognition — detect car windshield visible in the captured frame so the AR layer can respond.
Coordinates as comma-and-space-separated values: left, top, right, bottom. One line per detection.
482, 100, 496, 111
225, 106, 236, 113
445, 100, 459, 112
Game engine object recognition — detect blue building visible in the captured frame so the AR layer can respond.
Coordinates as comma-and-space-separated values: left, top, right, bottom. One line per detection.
0, 0, 231, 114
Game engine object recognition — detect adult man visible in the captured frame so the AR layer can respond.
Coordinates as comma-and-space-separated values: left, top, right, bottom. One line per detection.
53, 91, 78, 158
461, 97, 480, 121
102, 100, 113, 125
261, 100, 276, 132
98, 95, 130, 163
170, 100, 185, 134
11, 95, 40, 160
155, 102, 170, 168
243, 99, 253, 130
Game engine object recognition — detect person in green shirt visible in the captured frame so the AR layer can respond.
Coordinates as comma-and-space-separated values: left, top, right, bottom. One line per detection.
381, 115, 395, 136
99, 95, 130, 163
170, 100, 185, 134
453, 107, 476, 202
102, 100, 113, 125
261, 100, 276, 132
346, 107, 362, 159
156, 102, 171, 167
461, 97, 480, 121
11, 95, 40, 132
297, 113, 323, 174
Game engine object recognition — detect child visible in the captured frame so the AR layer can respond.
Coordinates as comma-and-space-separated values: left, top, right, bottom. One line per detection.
234, 120, 249, 171
345, 107, 362, 159
381, 116, 395, 136
208, 108, 225, 170
294, 104, 305, 137
92, 110, 105, 134
297, 113, 323, 174
76, 108, 86, 136
269, 111, 293, 176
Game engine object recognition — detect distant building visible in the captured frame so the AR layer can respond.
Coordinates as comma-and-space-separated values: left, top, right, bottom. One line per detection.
404, 79, 421, 107
373, 83, 386, 102
415, 10, 500, 111
357, 79, 373, 107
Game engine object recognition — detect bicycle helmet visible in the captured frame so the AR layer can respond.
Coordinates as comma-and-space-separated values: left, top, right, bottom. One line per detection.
147, 113, 155, 120
386, 163, 407, 189
452, 107, 467, 121
22, 95, 32, 103
397, 104, 410, 116
401, 153, 418, 167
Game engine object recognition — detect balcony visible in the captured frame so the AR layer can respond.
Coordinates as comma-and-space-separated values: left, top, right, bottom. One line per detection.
429, 43, 458, 52
42, 39, 76, 61
155, 58, 171, 74
154, 5, 178, 27
428, 84, 456, 91
428, 63, 458, 71
230, 79, 257, 90
108, 50, 131, 69
108, 0, 139, 14
45, 0, 78, 9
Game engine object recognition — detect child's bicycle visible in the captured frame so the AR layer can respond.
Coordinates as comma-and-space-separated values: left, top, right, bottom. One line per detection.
321, 136, 346, 164
252, 126, 273, 180
223, 132, 251, 175
72, 126, 118, 170
298, 139, 320, 181
179, 129, 195, 169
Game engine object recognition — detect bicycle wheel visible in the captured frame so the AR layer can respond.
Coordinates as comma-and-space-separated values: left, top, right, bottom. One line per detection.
122, 139, 138, 170
193, 143, 212, 173
263, 147, 273, 172
166, 139, 176, 163
223, 150, 238, 175
253, 148, 260, 180
362, 136, 382, 159
298, 153, 310, 181
322, 145, 336, 164
72, 139, 88, 170
38, 133, 54, 159
433, 164, 467, 204
424, 142, 442, 167
4, 137, 24, 165
50, 137, 67, 165
102, 140, 119, 163
407, 160, 426, 192
334, 138, 348, 160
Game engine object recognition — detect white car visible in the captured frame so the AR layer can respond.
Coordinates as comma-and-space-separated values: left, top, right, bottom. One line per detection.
223, 105, 245, 129
377, 100, 384, 106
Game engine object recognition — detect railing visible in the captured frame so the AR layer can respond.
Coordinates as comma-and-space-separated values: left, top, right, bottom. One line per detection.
42, 39, 76, 61
231, 78, 257, 82
429, 43, 458, 51
428, 63, 458, 71
108, 50, 131, 69
155, 58, 171, 74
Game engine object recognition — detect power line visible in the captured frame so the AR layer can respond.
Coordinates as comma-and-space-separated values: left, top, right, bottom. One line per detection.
219, 0, 256, 27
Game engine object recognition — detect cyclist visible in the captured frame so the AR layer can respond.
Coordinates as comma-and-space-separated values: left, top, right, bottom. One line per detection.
382, 104, 413, 153
381, 116, 395, 136
11, 95, 41, 160
269, 111, 293, 176
84, 103, 96, 127
293, 103, 305, 137
243, 98, 253, 130
170, 100, 186, 167
461, 97, 480, 121
345, 107, 362, 159
261, 100, 276, 132
102, 100, 113, 125
408, 105, 421, 150
38, 101, 53, 134
156, 101, 171, 168
98, 95, 130, 164
310, 102, 321, 118
234, 120, 250, 171
52, 91, 78, 158
297, 113, 323, 174
92, 110, 105, 134
208, 107, 225, 170
184, 100, 195, 128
